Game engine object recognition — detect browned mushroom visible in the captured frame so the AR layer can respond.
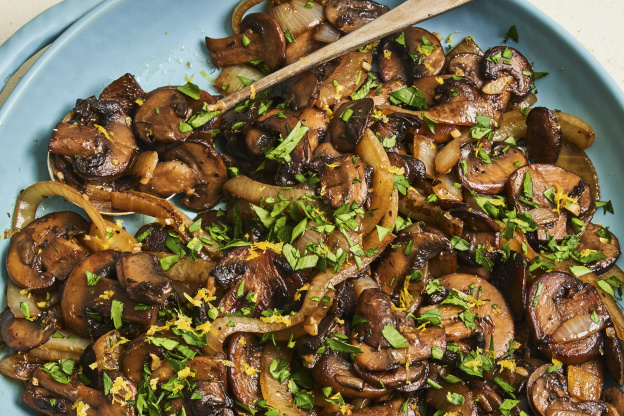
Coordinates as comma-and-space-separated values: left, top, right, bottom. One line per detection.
141, 139, 228, 211
205, 13, 286, 72
61, 250, 159, 338
446, 203, 500, 268
481, 46, 534, 102
526, 107, 562, 164
133, 87, 193, 144
270, 71, 320, 111
228, 333, 263, 409
526, 272, 609, 364
210, 246, 300, 317
490, 250, 527, 322
458, 141, 528, 194
318, 155, 371, 209
50, 100, 138, 181
7, 212, 90, 292
447, 53, 485, 88
116, 252, 172, 304
313, 353, 387, 398
330, 98, 374, 153
603, 387, 624, 415
576, 223, 620, 273
373, 232, 456, 299
324, 0, 389, 33
378, 27, 445, 83
99, 73, 145, 116
0, 309, 58, 352
508, 164, 593, 243
427, 380, 478, 416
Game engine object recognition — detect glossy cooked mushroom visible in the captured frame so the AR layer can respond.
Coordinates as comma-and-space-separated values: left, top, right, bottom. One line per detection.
481, 46, 534, 102
526, 107, 562, 164
0, 309, 58, 352
318, 155, 371, 209
526, 272, 609, 364
133, 87, 193, 144
324, 0, 389, 33
457, 141, 528, 194
205, 13, 286, 72
141, 139, 228, 211
116, 252, 173, 304
7, 212, 90, 292
447, 53, 485, 88
330, 98, 374, 152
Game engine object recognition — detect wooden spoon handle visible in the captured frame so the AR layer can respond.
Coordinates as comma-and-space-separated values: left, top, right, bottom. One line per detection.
211, 0, 474, 112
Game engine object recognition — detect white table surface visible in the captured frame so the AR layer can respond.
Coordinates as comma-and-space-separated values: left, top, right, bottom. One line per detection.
1, 0, 623, 107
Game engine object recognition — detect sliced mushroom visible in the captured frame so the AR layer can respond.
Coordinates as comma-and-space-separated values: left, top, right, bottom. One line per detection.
270, 71, 320, 111
353, 359, 428, 391
313, 353, 387, 398
378, 27, 445, 83
526, 107, 562, 164
447, 204, 500, 267
330, 98, 374, 152
373, 232, 456, 297
435, 273, 514, 358
318, 155, 371, 209
604, 327, 624, 386
387, 152, 426, 187
99, 73, 145, 116
133, 86, 192, 144
603, 387, 624, 415
205, 13, 286, 72
526, 272, 609, 363
491, 250, 526, 322
61, 251, 159, 338
0, 354, 45, 381
0, 309, 58, 352
121, 334, 165, 383
7, 212, 89, 292
187, 381, 235, 416
142, 139, 227, 211
228, 334, 263, 409
427, 380, 477, 416
210, 246, 298, 316
283, 29, 324, 65
481, 46, 534, 101
116, 252, 172, 304
432, 76, 482, 106
324, 0, 389, 33
508, 164, 593, 242
370, 111, 422, 148
352, 288, 398, 348
458, 141, 528, 194
576, 223, 620, 273
447, 53, 485, 88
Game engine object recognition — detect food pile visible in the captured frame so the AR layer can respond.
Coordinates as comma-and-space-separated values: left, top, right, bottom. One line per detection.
4, 0, 624, 415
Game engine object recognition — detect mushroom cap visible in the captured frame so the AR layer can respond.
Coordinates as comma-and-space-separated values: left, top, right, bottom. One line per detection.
205, 13, 286, 72
116, 252, 173, 305
481, 46, 534, 101
458, 141, 528, 195
134, 86, 193, 144
438, 273, 514, 359
447, 53, 485, 88
227, 333, 263, 409
0, 309, 58, 352
330, 98, 374, 153
7, 211, 89, 292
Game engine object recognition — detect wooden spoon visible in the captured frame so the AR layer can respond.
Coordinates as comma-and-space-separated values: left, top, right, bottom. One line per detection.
207, 0, 475, 112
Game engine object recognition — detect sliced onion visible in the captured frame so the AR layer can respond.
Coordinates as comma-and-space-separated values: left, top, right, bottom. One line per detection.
128, 151, 159, 185
412, 133, 438, 178
351, 274, 380, 297
260, 344, 305, 416
551, 314, 604, 343
317, 52, 371, 108
6, 281, 41, 320
201, 233, 390, 355
491, 109, 527, 142
231, 0, 267, 34
214, 64, 264, 96
581, 268, 624, 341
435, 130, 471, 174
556, 111, 595, 150
567, 365, 602, 402
151, 253, 215, 286
12, 181, 117, 250
481, 75, 514, 95
224, 175, 316, 206
270, 0, 324, 36
314, 21, 341, 43
556, 141, 600, 201
28, 330, 90, 361
355, 129, 394, 235
110, 191, 219, 258
526, 207, 559, 226
515, 92, 538, 109
446, 36, 483, 60
432, 172, 463, 201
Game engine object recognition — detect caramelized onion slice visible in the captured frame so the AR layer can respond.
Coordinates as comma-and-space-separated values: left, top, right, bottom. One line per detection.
260, 344, 304, 416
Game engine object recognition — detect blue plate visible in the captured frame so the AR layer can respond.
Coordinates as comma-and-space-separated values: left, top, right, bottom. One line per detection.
1, 0, 623, 413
